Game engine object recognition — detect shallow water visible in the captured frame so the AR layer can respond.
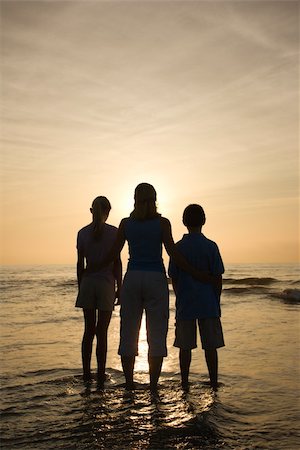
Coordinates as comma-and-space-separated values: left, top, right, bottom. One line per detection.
1, 264, 299, 449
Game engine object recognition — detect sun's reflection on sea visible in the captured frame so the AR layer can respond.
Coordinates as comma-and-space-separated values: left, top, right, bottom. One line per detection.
133, 304, 179, 378
135, 315, 149, 374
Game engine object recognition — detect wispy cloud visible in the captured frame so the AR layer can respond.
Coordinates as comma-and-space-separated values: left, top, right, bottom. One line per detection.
1, 1, 298, 263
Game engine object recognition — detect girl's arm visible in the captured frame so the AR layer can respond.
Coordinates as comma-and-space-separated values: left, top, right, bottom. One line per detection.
161, 217, 215, 284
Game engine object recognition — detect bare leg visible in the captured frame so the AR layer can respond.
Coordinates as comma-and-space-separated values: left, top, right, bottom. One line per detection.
148, 355, 163, 391
96, 310, 112, 388
179, 349, 192, 390
205, 349, 218, 389
121, 356, 136, 390
82, 309, 96, 381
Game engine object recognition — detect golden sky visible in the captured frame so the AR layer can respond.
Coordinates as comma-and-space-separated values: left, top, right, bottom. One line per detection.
1, 0, 299, 265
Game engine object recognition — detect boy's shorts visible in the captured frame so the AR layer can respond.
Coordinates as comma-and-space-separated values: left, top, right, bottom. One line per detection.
75, 276, 115, 310
118, 270, 169, 357
174, 317, 225, 350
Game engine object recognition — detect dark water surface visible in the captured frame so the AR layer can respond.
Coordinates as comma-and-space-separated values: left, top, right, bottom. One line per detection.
1, 264, 299, 449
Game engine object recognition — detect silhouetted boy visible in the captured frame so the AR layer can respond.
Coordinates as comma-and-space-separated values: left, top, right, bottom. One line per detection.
168, 204, 225, 390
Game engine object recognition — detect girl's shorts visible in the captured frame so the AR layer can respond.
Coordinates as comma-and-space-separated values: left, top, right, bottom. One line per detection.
118, 270, 169, 357
75, 276, 115, 310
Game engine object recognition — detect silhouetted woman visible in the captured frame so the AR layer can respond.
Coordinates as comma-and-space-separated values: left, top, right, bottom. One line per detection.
95, 183, 212, 392
76, 196, 122, 388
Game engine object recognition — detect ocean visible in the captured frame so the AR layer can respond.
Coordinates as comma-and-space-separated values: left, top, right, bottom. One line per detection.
0, 263, 299, 450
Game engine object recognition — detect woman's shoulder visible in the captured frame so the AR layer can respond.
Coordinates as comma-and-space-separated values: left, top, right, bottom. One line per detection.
160, 216, 171, 227
119, 217, 130, 226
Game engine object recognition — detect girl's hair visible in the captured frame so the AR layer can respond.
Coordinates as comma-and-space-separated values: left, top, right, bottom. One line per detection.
130, 183, 161, 220
91, 196, 111, 240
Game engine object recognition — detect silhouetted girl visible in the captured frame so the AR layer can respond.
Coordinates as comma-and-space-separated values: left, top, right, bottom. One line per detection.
76, 196, 122, 388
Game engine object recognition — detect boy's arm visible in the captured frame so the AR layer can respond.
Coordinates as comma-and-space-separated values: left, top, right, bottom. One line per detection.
215, 274, 223, 298
211, 244, 224, 297
76, 249, 85, 288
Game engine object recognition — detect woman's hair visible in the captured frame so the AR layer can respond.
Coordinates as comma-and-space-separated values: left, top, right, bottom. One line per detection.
130, 183, 161, 220
91, 196, 111, 240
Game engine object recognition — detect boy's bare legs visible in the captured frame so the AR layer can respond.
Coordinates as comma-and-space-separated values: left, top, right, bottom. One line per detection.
82, 309, 96, 381
121, 356, 136, 390
179, 349, 192, 390
96, 310, 112, 388
205, 349, 218, 390
148, 355, 163, 392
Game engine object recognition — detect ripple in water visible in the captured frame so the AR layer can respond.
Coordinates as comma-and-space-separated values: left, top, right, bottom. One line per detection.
1, 369, 227, 450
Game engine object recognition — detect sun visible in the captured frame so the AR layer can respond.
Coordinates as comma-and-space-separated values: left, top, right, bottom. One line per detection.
111, 176, 171, 221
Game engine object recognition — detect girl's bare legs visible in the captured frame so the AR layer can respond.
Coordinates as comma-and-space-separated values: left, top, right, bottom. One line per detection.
96, 310, 112, 388
82, 309, 96, 381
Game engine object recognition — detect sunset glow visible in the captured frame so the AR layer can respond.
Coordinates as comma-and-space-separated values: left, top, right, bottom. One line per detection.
1, 1, 299, 265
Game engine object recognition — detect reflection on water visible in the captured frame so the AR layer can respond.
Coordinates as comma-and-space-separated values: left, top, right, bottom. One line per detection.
135, 315, 150, 373
76, 372, 222, 450
1, 264, 299, 449
1, 366, 223, 450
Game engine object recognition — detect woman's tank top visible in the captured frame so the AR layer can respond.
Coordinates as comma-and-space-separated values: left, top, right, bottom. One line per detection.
124, 217, 165, 273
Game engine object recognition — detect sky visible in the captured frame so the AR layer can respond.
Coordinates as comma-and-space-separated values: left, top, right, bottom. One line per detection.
1, 0, 299, 266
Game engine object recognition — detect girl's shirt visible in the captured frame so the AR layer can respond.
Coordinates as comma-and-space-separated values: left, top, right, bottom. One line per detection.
77, 223, 117, 283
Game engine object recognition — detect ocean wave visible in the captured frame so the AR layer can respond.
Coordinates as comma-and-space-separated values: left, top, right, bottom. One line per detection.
223, 277, 278, 286
0, 368, 226, 450
223, 286, 268, 295
271, 289, 300, 303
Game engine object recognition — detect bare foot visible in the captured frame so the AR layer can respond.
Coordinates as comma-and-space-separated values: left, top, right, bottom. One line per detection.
181, 381, 190, 393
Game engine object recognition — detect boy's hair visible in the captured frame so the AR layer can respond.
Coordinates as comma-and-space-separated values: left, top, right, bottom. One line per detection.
183, 204, 206, 227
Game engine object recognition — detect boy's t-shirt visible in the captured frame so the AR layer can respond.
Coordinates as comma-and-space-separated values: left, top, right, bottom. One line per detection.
168, 233, 224, 320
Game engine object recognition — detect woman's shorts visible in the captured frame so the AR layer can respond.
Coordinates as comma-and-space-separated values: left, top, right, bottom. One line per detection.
174, 317, 225, 350
75, 276, 115, 310
118, 270, 169, 357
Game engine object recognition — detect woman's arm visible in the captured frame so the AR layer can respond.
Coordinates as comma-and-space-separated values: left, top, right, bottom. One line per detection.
171, 278, 178, 296
113, 256, 123, 305
77, 249, 85, 288
87, 219, 126, 273
161, 217, 215, 284
104, 219, 126, 266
